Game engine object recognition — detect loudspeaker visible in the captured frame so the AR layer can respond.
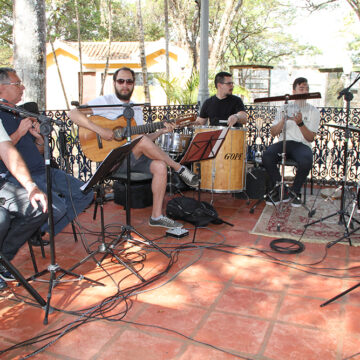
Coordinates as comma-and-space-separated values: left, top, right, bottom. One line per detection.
113, 181, 153, 209
245, 166, 270, 199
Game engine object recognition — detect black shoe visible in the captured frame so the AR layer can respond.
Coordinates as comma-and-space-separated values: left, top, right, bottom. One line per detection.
0, 277, 7, 290
0, 265, 16, 282
265, 191, 280, 205
29, 236, 50, 247
291, 194, 302, 207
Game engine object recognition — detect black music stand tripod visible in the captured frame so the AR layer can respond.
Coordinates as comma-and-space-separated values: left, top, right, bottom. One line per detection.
111, 104, 170, 261
64, 137, 160, 283
180, 127, 234, 241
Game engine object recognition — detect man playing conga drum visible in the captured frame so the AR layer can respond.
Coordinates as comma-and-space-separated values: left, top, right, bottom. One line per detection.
194, 71, 248, 193
196, 71, 247, 127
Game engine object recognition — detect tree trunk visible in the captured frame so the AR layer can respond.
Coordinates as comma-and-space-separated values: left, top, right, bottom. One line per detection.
13, 0, 46, 110
136, 0, 151, 103
49, 39, 70, 110
99, 0, 113, 96
168, 0, 200, 70
164, 0, 170, 104
208, 0, 243, 69
74, 0, 84, 104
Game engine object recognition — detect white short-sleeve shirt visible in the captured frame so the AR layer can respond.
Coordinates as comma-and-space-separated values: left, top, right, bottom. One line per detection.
273, 102, 320, 148
0, 120, 11, 143
87, 94, 144, 126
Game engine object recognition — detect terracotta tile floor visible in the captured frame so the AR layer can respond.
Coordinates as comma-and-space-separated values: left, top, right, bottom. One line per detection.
1, 191, 360, 360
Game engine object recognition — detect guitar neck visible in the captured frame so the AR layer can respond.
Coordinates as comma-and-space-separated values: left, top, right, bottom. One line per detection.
113, 120, 168, 139
131, 121, 166, 135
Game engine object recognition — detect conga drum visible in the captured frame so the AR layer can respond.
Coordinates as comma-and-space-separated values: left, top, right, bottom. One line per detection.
194, 126, 247, 192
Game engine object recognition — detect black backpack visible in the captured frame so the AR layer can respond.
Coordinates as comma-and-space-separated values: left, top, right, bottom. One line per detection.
166, 196, 223, 227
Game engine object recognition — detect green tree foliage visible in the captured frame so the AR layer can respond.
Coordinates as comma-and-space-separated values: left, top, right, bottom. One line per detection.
155, 71, 249, 104
0, 46, 12, 66
225, 0, 319, 69
46, 0, 164, 42
155, 72, 199, 104
0, 0, 12, 45
47, 0, 106, 41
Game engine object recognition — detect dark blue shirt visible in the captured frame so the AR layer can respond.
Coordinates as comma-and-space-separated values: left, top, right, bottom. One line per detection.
0, 110, 45, 175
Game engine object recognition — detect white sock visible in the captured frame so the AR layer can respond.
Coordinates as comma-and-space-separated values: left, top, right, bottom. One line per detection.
176, 165, 185, 173
151, 215, 163, 220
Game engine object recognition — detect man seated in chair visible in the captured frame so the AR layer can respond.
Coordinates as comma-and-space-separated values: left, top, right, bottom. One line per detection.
69, 67, 199, 229
195, 71, 247, 127
262, 77, 320, 207
0, 67, 93, 238
0, 120, 47, 290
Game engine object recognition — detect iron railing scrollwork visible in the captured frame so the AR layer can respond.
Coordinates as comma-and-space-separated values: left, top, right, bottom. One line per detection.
45, 105, 360, 186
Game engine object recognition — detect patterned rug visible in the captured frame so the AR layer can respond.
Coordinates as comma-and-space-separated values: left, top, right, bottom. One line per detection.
251, 191, 360, 246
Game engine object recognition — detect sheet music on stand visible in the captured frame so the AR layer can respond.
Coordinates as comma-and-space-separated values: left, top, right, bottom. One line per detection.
180, 127, 229, 164
80, 137, 142, 192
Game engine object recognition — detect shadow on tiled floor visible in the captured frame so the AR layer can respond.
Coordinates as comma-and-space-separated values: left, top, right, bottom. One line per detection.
0, 192, 360, 360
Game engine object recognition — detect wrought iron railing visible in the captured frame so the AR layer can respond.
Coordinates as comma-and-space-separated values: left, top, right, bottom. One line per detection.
46, 105, 360, 185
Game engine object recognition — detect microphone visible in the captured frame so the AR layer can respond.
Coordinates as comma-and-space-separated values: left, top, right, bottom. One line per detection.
19, 102, 40, 114
71, 101, 80, 107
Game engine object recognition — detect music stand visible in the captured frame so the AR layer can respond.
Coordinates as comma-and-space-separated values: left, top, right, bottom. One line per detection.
62, 137, 165, 283
181, 127, 228, 198
180, 127, 233, 241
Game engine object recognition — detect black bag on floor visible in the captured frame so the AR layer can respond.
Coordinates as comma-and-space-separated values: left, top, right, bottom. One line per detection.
166, 196, 222, 227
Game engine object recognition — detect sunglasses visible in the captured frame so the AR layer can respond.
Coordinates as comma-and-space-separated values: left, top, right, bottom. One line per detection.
220, 81, 234, 86
115, 78, 134, 85
2, 81, 23, 87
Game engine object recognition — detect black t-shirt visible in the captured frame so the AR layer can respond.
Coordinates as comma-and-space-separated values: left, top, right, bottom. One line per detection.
199, 95, 246, 126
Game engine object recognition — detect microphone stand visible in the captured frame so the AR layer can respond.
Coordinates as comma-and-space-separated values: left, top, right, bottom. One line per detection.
0, 102, 103, 324
304, 74, 360, 249
115, 103, 170, 258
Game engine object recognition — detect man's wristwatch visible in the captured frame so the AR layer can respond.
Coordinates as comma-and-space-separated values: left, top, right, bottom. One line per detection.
298, 121, 304, 127
24, 181, 37, 194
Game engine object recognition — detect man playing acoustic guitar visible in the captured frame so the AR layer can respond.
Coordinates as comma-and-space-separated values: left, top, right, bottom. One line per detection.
69, 67, 199, 229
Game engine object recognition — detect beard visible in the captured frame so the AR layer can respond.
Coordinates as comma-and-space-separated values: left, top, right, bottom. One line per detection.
115, 87, 134, 101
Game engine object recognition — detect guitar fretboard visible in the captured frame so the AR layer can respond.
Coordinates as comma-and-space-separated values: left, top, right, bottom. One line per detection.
114, 121, 169, 139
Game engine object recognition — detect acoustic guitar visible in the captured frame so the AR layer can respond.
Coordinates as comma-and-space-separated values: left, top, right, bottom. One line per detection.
78, 114, 196, 162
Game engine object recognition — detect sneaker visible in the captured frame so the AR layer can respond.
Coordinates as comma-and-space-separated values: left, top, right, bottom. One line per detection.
0, 277, 7, 290
149, 216, 183, 229
0, 265, 16, 282
177, 167, 200, 188
291, 194, 302, 207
